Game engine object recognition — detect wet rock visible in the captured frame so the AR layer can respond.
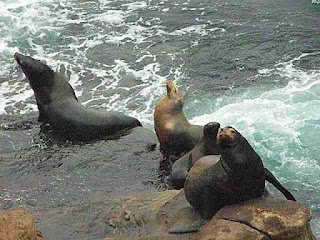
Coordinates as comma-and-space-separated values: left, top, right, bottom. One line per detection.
198, 218, 269, 240
0, 126, 164, 239
1, 115, 314, 239
0, 209, 44, 240
0, 112, 40, 153
213, 198, 316, 240
101, 190, 316, 240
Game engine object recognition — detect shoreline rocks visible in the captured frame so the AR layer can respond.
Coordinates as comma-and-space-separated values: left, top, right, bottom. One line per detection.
0, 209, 44, 240
101, 190, 316, 240
0, 118, 316, 240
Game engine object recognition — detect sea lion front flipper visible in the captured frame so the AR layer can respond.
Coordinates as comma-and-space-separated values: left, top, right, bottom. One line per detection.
168, 218, 208, 234
264, 168, 296, 201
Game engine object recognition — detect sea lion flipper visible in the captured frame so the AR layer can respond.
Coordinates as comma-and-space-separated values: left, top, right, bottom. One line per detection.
264, 168, 296, 201
168, 218, 208, 234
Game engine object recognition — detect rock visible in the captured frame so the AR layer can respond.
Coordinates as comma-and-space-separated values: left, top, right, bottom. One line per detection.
101, 190, 316, 240
212, 198, 316, 240
102, 190, 181, 237
0, 126, 163, 239
0, 116, 316, 239
0, 209, 44, 240
198, 218, 268, 240
158, 148, 186, 177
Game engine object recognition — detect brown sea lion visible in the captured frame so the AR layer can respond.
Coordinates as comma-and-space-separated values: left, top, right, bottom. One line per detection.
14, 52, 142, 141
169, 126, 296, 234
170, 122, 221, 189
154, 80, 203, 155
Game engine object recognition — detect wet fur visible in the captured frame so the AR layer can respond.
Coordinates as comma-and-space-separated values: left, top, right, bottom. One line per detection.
169, 127, 296, 234
14, 52, 142, 141
154, 80, 203, 154
170, 122, 221, 189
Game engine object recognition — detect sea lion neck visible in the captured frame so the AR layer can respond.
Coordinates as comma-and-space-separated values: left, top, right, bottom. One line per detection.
218, 128, 256, 167
220, 136, 264, 175
168, 98, 184, 114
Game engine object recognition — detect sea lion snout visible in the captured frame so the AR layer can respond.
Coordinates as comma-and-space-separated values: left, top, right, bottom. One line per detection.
14, 52, 33, 68
14, 52, 24, 68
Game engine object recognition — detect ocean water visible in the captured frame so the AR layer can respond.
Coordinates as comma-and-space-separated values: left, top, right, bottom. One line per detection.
0, 0, 320, 238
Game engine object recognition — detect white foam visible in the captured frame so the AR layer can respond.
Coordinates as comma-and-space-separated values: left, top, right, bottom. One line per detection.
0, 80, 36, 115
191, 53, 320, 175
82, 59, 170, 126
89, 10, 126, 25
123, 1, 148, 11
169, 25, 224, 37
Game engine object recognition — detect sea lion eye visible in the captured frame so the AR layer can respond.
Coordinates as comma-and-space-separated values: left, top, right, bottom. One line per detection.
229, 128, 236, 134
222, 127, 236, 137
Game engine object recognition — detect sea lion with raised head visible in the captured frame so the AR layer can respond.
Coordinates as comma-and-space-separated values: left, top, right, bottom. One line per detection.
14, 52, 142, 141
169, 126, 296, 234
154, 80, 203, 155
170, 122, 221, 189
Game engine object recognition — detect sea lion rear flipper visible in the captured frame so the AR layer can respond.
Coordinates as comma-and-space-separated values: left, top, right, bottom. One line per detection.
264, 168, 296, 201
168, 218, 208, 234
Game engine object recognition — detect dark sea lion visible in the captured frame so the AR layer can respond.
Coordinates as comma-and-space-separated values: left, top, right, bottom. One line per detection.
154, 80, 203, 155
170, 122, 221, 189
14, 52, 142, 141
169, 126, 296, 234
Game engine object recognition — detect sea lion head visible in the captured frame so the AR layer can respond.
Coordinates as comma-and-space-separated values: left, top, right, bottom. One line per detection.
14, 52, 54, 91
166, 80, 183, 111
217, 126, 239, 149
218, 126, 262, 168
203, 121, 221, 140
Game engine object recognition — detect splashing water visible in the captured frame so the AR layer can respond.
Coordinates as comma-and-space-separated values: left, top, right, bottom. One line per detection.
192, 53, 320, 233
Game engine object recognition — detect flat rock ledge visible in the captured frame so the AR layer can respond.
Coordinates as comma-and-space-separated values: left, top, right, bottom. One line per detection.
102, 190, 316, 240
0, 209, 44, 240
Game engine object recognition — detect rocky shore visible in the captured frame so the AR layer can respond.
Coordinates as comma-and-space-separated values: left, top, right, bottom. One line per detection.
0, 114, 316, 239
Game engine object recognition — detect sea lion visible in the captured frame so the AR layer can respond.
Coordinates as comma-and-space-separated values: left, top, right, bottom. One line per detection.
14, 52, 142, 141
169, 126, 296, 234
154, 80, 203, 155
170, 122, 221, 189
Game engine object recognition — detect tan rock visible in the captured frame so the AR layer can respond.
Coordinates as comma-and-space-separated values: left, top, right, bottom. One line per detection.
0, 209, 44, 240
214, 198, 316, 240
198, 218, 269, 240
103, 190, 182, 236
104, 189, 316, 240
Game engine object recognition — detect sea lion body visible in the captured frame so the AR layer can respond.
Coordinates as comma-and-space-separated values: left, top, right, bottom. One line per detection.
154, 80, 203, 154
185, 127, 266, 220
14, 52, 141, 141
169, 126, 296, 234
170, 122, 221, 189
